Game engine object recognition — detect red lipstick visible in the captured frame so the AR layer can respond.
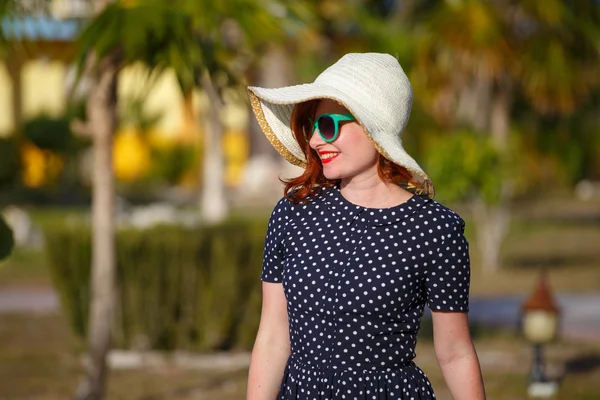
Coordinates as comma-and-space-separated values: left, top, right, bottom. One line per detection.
319, 151, 340, 164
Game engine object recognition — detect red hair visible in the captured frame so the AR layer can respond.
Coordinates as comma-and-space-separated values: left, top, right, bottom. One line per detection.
283, 101, 415, 204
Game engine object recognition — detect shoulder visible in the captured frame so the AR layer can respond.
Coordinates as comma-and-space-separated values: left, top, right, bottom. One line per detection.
275, 185, 333, 213
420, 198, 466, 237
270, 196, 292, 219
265, 197, 292, 238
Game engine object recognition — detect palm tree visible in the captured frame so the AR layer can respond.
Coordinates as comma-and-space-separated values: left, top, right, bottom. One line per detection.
71, 4, 120, 398
72, 0, 304, 397
178, 0, 305, 220
239, 0, 317, 201
410, 0, 600, 273
71, 2, 199, 398
242, 44, 296, 202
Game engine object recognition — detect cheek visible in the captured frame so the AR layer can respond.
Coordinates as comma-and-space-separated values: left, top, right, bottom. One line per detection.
342, 129, 379, 161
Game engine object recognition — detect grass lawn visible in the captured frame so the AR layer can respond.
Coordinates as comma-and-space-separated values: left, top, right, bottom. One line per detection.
0, 313, 249, 399
0, 206, 87, 289
0, 247, 51, 288
1, 313, 599, 399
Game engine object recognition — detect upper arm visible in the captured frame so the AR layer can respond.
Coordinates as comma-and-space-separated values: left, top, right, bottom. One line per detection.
254, 199, 290, 348
255, 281, 290, 350
247, 284, 290, 399
431, 311, 473, 364
431, 312, 486, 399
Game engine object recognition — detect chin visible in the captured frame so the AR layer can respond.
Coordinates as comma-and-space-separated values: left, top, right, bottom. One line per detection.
321, 166, 344, 181
323, 171, 343, 180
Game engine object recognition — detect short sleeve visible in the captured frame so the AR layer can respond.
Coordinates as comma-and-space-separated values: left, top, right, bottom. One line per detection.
426, 217, 471, 312
260, 198, 289, 283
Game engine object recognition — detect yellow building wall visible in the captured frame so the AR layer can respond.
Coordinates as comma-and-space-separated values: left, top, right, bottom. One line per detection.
118, 65, 250, 137
1, 55, 253, 188
118, 64, 250, 142
0, 59, 250, 151
118, 63, 185, 135
22, 61, 67, 119
0, 60, 67, 135
0, 60, 188, 136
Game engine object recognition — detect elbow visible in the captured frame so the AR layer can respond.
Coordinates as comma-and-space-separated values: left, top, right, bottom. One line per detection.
253, 326, 291, 356
436, 350, 475, 369
434, 339, 477, 367
254, 336, 290, 357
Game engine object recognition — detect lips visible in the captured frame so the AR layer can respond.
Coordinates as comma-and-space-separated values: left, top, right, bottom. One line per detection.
319, 151, 340, 164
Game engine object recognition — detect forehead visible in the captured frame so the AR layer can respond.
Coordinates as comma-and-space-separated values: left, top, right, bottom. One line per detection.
315, 99, 349, 114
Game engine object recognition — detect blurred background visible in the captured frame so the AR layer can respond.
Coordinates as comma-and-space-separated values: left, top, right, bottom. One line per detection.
0, 0, 599, 399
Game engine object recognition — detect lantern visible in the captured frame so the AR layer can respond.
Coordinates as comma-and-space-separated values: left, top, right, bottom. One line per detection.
521, 272, 561, 397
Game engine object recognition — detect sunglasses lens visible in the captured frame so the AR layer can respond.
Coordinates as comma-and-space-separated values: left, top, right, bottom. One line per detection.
318, 115, 335, 141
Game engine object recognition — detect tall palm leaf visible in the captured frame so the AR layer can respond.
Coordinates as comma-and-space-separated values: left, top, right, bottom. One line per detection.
177, 0, 307, 221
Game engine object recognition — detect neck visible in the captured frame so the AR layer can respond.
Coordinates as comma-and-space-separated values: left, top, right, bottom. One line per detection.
339, 173, 412, 208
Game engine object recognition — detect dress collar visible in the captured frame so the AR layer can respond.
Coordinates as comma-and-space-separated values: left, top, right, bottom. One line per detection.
322, 185, 431, 226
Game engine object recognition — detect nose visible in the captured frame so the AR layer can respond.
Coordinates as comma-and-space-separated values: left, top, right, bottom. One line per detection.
308, 127, 325, 148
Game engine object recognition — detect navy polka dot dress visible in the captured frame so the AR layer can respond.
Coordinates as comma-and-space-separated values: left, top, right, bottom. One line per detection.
261, 185, 470, 399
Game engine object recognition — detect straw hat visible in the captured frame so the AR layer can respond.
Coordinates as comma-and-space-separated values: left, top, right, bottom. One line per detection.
247, 52, 434, 198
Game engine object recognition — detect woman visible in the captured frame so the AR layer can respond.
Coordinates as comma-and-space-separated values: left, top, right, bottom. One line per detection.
246, 53, 486, 400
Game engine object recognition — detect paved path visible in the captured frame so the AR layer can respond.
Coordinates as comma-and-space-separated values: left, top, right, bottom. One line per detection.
1, 287, 598, 342
0, 287, 59, 314
467, 293, 600, 342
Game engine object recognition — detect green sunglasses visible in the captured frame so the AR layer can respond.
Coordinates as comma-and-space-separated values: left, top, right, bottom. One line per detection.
302, 113, 356, 143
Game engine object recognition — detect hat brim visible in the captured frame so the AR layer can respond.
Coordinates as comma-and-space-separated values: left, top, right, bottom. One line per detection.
248, 84, 435, 198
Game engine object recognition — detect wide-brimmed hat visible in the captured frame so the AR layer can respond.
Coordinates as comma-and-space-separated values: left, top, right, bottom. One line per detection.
247, 52, 434, 198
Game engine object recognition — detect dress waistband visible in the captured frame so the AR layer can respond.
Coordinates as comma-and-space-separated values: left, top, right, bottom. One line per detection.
287, 355, 414, 374
278, 355, 431, 399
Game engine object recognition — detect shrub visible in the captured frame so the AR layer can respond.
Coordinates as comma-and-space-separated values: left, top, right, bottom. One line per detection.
0, 137, 21, 189
0, 215, 14, 261
148, 144, 199, 185
45, 218, 268, 351
22, 115, 81, 155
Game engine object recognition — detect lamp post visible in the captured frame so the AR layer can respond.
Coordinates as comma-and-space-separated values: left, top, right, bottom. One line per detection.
521, 272, 560, 398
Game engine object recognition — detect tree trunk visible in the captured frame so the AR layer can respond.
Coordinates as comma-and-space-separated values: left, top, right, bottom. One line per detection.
456, 66, 492, 132
490, 79, 512, 149
240, 45, 295, 204
472, 65, 492, 132
199, 73, 228, 223
180, 89, 197, 143
472, 81, 513, 274
75, 50, 120, 400
472, 196, 509, 273
248, 46, 291, 159
458, 73, 513, 274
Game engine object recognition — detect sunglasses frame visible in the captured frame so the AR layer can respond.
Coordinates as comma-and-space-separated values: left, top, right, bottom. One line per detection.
303, 113, 356, 143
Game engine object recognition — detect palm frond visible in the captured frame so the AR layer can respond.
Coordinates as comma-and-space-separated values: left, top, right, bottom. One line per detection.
73, 0, 200, 90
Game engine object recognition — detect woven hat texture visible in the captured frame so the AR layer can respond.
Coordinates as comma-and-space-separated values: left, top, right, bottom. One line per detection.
247, 52, 434, 197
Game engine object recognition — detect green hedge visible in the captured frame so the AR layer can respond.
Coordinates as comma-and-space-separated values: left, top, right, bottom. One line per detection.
0, 137, 21, 193
0, 215, 14, 261
45, 219, 268, 351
